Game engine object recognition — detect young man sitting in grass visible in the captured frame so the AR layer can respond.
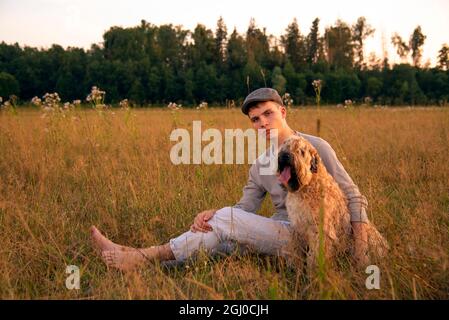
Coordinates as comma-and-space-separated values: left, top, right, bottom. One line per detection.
91, 88, 370, 271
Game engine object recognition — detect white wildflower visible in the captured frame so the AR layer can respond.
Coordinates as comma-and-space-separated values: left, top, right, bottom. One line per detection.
86, 86, 106, 109
282, 92, 293, 108
196, 101, 208, 110
312, 79, 322, 90
31, 96, 42, 106
120, 99, 130, 109
364, 97, 373, 105
167, 102, 181, 110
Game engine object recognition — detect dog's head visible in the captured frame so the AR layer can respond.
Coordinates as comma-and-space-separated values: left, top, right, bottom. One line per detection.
277, 135, 320, 192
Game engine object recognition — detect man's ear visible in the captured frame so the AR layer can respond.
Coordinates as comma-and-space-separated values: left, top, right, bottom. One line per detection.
280, 105, 287, 118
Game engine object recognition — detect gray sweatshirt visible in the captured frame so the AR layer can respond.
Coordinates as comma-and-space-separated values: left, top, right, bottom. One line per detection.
233, 131, 369, 223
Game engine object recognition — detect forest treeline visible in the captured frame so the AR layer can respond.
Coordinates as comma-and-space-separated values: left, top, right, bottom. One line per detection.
1, 17, 449, 106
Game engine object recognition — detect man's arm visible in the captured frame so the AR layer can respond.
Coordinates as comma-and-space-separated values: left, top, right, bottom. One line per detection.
233, 164, 267, 214
315, 139, 369, 265
316, 140, 369, 224
192, 164, 267, 233
352, 221, 369, 266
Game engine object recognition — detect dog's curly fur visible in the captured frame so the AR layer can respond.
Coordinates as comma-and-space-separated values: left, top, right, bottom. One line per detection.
277, 135, 388, 270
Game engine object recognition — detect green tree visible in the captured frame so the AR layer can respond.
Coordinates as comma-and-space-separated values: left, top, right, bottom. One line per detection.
352, 17, 375, 69
194, 62, 218, 102
0, 18, 447, 106
246, 18, 270, 68
283, 61, 307, 104
366, 77, 383, 99
437, 44, 449, 71
409, 26, 426, 67
215, 16, 228, 71
129, 79, 145, 105
306, 18, 322, 65
0, 72, 19, 97
281, 18, 306, 71
271, 66, 286, 94
416, 69, 448, 103
56, 48, 88, 101
324, 20, 354, 70
391, 33, 410, 62
387, 64, 425, 105
243, 59, 265, 91
191, 24, 215, 64
8, 46, 54, 99
226, 28, 247, 99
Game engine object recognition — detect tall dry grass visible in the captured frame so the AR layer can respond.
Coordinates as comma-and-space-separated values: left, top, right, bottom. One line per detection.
0, 106, 448, 299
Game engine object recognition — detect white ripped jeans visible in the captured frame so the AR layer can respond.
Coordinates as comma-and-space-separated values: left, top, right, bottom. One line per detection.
169, 207, 292, 262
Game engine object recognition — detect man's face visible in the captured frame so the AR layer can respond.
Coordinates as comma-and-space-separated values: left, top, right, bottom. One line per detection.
247, 101, 287, 139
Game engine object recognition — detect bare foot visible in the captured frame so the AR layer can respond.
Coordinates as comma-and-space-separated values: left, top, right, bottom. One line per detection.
101, 249, 153, 271
90, 226, 131, 252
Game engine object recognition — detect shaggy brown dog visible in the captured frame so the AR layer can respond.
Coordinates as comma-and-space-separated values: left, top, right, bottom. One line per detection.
277, 135, 388, 271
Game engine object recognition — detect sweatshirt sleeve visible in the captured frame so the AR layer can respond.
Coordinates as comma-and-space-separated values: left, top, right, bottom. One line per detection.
233, 163, 267, 214
316, 139, 369, 223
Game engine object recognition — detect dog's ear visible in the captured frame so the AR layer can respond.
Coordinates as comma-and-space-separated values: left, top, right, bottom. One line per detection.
310, 151, 320, 174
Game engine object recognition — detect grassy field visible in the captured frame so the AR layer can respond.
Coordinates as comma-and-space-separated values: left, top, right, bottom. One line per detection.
0, 106, 448, 299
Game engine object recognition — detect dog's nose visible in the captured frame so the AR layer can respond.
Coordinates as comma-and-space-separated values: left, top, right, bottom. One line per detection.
278, 151, 291, 162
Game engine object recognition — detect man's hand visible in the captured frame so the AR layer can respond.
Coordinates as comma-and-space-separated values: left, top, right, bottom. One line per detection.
352, 222, 369, 268
190, 209, 217, 233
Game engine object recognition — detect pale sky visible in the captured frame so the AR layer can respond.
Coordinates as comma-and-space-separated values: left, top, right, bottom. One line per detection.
1, 0, 448, 66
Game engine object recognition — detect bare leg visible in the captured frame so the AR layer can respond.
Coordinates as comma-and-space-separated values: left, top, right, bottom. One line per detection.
90, 226, 134, 252
101, 243, 175, 271
90, 225, 175, 271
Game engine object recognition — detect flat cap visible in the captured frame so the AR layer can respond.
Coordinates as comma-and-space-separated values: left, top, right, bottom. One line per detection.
241, 88, 284, 115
